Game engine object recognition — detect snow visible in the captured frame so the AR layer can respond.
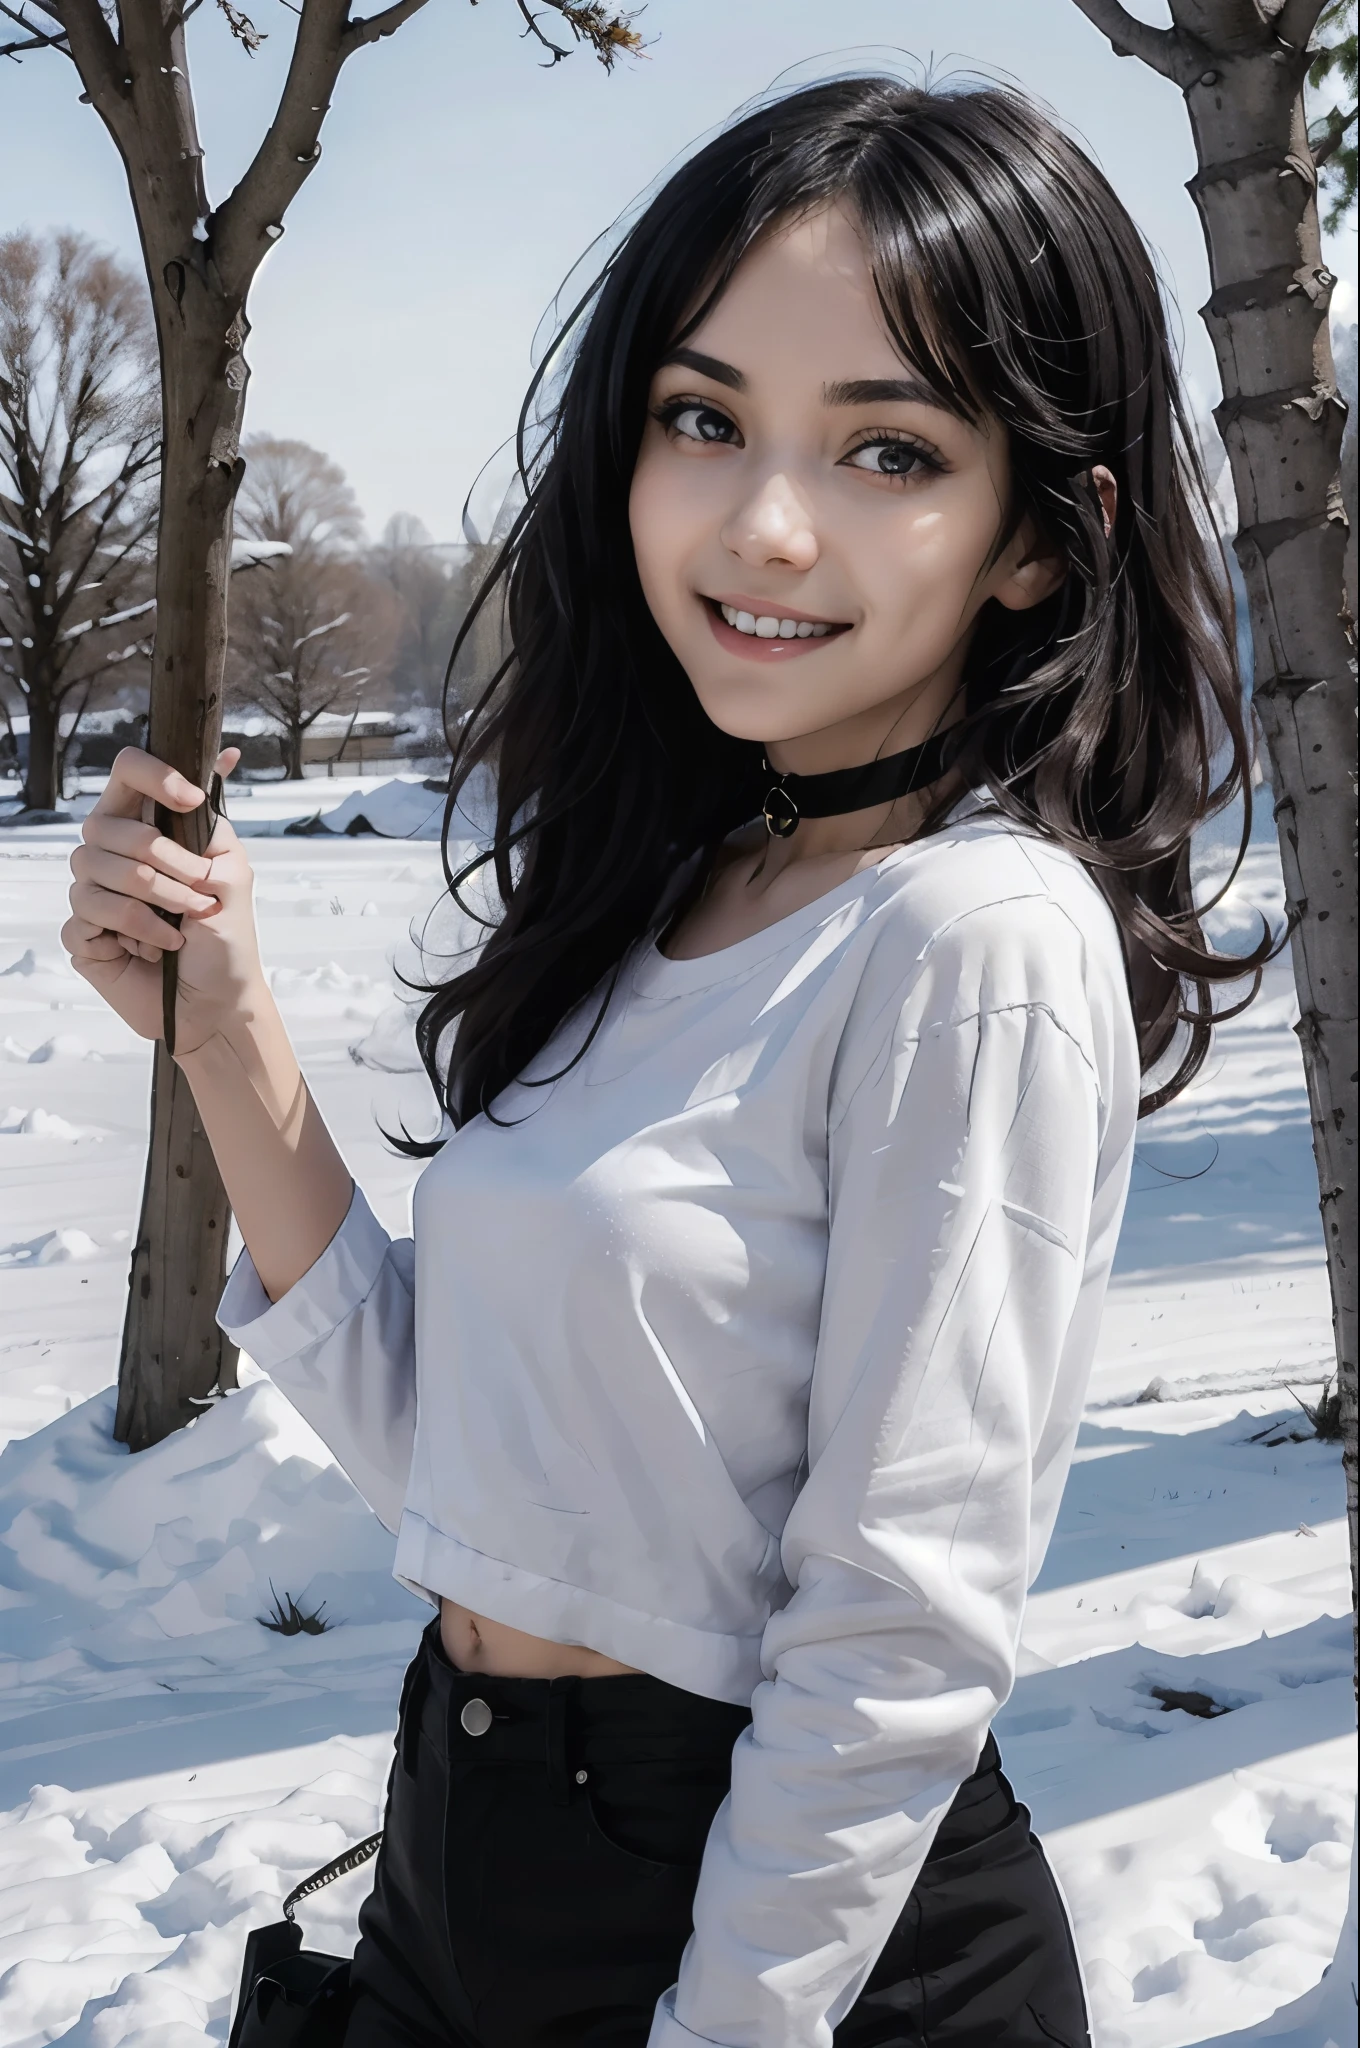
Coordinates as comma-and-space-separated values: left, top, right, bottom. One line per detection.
229, 540, 291, 571
0, 780, 1352, 2046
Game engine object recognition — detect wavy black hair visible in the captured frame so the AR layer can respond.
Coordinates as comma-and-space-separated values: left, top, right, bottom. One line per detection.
398, 74, 1268, 1147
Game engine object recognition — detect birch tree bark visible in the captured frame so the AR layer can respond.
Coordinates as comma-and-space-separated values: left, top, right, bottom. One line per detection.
1071, 0, 1357, 1658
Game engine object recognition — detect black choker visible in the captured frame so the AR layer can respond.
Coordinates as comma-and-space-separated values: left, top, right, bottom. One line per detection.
761, 729, 960, 838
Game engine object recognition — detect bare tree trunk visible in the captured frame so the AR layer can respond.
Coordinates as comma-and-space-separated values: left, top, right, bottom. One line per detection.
283, 721, 305, 778
117, 1041, 236, 1444
1188, 16, 1356, 1650
23, 686, 59, 813
26, 0, 435, 1446
1070, 0, 1357, 1668
81, 5, 251, 1447
115, 327, 249, 1445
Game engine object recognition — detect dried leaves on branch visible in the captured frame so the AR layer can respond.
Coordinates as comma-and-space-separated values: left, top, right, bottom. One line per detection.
511, 0, 645, 68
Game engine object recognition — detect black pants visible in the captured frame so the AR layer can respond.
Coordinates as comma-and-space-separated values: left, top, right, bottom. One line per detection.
347, 1621, 1089, 2047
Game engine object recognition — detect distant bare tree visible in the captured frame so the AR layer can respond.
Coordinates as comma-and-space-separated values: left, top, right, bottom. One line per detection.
228, 433, 397, 775
0, 230, 158, 814
368, 512, 458, 711
234, 435, 365, 561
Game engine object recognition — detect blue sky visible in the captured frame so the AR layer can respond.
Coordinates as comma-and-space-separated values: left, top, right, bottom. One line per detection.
3, 0, 1355, 541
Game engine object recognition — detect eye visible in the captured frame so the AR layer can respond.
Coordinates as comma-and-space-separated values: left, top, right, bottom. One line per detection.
654, 398, 740, 446
842, 435, 941, 481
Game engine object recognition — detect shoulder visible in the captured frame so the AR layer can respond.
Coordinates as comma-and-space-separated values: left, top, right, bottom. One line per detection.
846, 811, 1134, 1074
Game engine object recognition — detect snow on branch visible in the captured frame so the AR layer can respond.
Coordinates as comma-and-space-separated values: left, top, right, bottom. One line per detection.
292, 610, 350, 649
230, 537, 292, 568
59, 596, 155, 641
0, 519, 46, 552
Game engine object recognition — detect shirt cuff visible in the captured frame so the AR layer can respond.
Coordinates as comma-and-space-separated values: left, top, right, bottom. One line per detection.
217, 1182, 394, 1370
648, 1988, 712, 2048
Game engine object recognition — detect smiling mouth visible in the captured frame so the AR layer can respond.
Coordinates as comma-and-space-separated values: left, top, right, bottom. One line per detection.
705, 597, 850, 641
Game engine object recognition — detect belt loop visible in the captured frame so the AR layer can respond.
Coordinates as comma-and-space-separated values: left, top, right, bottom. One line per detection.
545, 1680, 574, 1805
400, 1638, 433, 1780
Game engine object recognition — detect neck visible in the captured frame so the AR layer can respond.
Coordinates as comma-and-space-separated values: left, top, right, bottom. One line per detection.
758, 773, 962, 867
757, 663, 966, 865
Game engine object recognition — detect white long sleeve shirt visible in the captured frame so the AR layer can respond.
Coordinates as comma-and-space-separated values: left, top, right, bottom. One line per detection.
219, 811, 1138, 2048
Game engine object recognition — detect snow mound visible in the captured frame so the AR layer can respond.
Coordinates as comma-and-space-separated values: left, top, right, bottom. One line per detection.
0, 1386, 426, 2044
284, 778, 447, 841
0, 1105, 91, 1140
0, 1228, 99, 1266
2, 1032, 100, 1063
0, 1383, 423, 1672
271, 961, 377, 999
347, 997, 422, 1073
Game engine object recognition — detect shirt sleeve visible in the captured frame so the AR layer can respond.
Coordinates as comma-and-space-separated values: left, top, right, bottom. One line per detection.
650, 968, 1102, 2048
217, 1182, 417, 1535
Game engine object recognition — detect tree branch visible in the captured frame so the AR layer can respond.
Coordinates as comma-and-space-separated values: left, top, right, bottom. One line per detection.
210, 0, 353, 294
39, 0, 129, 123
514, 0, 572, 63
1067, 0, 1185, 80
0, 0, 69, 58
1275, 0, 1331, 53
343, 0, 428, 51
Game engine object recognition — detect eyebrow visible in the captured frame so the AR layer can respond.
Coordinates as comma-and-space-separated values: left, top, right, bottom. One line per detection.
657, 352, 953, 415
658, 346, 745, 390
822, 376, 949, 410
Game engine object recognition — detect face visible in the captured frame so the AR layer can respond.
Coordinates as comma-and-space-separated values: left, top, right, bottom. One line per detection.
629, 202, 1065, 773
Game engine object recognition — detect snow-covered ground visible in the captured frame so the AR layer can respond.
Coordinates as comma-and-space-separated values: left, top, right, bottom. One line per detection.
0, 777, 1351, 2047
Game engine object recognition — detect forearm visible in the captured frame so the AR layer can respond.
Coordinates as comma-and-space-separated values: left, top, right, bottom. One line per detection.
175, 988, 354, 1303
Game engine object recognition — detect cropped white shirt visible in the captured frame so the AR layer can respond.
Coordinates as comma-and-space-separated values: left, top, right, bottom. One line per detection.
219, 812, 1139, 2048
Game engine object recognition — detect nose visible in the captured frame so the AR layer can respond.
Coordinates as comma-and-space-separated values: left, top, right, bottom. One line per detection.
719, 469, 819, 574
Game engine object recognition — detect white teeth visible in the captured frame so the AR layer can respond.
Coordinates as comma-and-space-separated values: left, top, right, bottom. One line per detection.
719, 602, 836, 640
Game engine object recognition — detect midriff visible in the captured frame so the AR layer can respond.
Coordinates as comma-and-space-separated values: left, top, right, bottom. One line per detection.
439, 1597, 642, 1678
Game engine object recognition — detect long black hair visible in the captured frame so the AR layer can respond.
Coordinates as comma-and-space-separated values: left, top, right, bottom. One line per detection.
398, 74, 1268, 1146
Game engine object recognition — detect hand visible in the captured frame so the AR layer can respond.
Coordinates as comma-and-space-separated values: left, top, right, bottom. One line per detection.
61, 745, 270, 1057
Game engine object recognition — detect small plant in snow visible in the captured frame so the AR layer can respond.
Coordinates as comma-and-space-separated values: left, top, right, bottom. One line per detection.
1292, 1378, 1343, 1442
330, 895, 344, 915
1149, 1684, 1231, 1720
258, 1584, 332, 1636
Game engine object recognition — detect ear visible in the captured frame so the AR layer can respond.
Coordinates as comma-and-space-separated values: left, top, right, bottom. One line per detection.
1091, 463, 1117, 540
991, 515, 1066, 614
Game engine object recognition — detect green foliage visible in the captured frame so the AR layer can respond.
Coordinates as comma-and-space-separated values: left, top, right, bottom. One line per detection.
1309, 0, 1358, 233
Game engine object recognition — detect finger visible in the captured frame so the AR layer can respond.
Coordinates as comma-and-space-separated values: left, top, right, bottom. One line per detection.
215, 745, 241, 776
78, 813, 216, 889
75, 841, 218, 917
68, 876, 185, 951
62, 913, 133, 964
90, 746, 206, 825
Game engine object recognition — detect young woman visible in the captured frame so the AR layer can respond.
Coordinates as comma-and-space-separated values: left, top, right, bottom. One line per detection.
63, 76, 1261, 2048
